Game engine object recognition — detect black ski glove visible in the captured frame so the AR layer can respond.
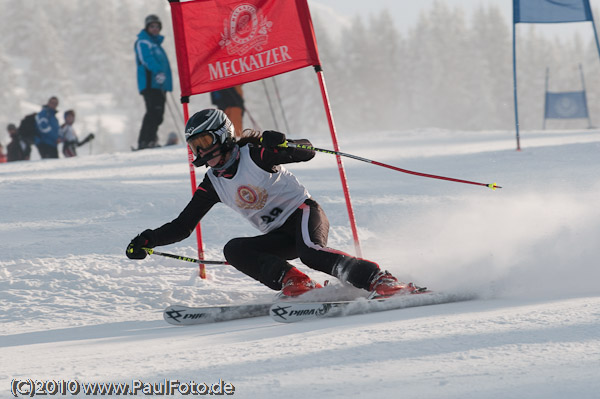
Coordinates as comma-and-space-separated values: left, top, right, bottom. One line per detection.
78, 133, 95, 147
126, 229, 154, 259
261, 130, 286, 148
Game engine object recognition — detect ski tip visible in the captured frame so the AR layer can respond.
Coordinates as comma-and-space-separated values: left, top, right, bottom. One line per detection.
487, 182, 501, 190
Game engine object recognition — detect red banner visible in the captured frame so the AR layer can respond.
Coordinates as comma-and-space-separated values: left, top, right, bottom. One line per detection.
169, 0, 321, 97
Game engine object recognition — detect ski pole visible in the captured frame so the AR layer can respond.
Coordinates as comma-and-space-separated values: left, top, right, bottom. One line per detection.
166, 94, 186, 143
262, 80, 280, 130
168, 92, 186, 128
272, 77, 291, 133
244, 106, 261, 131
143, 248, 230, 265
283, 142, 501, 190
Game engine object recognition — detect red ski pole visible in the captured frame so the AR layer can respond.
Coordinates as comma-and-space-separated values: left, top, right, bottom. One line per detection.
284, 142, 501, 190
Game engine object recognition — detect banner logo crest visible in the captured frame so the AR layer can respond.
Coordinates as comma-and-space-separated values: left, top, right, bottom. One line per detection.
220, 4, 273, 55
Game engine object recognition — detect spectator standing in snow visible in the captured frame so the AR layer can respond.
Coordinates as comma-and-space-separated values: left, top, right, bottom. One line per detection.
211, 85, 245, 138
6, 123, 31, 162
60, 110, 95, 157
126, 109, 422, 299
34, 96, 61, 159
134, 14, 173, 150
0, 143, 6, 163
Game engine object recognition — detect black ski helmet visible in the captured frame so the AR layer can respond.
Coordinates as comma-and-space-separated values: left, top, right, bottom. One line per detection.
185, 109, 235, 167
145, 14, 162, 30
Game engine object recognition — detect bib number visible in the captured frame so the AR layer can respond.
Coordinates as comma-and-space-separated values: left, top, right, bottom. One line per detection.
261, 207, 283, 224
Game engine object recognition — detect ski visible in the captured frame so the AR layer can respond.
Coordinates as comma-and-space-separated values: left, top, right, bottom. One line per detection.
162, 285, 359, 326
163, 303, 272, 326
164, 290, 477, 326
269, 291, 478, 323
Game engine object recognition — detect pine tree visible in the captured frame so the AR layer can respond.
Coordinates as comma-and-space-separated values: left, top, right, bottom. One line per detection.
468, 5, 513, 129
0, 51, 21, 144
366, 10, 407, 130
24, 1, 74, 100
335, 16, 372, 132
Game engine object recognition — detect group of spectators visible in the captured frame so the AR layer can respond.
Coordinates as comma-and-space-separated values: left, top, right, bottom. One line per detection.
0, 96, 94, 163
2, 13, 245, 163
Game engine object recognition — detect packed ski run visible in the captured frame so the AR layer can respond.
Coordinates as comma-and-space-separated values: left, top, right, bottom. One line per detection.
2, 128, 600, 398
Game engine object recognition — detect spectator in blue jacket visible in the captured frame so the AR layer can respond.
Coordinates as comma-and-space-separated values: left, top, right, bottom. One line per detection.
35, 96, 61, 159
134, 14, 173, 150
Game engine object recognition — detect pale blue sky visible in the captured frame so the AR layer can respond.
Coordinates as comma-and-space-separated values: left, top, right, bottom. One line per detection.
309, 0, 600, 38
310, 0, 511, 30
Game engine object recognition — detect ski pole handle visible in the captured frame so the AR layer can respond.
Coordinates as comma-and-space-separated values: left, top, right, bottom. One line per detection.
143, 248, 230, 265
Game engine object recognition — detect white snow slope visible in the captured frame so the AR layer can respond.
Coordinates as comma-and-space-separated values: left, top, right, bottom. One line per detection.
1, 129, 600, 398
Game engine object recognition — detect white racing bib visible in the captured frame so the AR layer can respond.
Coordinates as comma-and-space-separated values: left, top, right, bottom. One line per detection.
208, 146, 309, 233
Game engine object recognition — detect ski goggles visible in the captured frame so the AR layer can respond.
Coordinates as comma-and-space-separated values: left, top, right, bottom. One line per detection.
188, 132, 218, 156
187, 118, 232, 155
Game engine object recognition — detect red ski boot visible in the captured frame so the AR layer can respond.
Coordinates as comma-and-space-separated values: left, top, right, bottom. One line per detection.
280, 267, 323, 298
368, 270, 423, 299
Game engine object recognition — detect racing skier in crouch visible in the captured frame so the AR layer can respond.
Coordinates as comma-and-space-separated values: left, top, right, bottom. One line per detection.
126, 108, 419, 298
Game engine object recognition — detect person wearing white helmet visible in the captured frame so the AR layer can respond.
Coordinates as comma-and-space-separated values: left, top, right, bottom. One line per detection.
127, 109, 418, 298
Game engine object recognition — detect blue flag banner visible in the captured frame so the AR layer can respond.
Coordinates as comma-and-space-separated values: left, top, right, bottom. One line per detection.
545, 91, 589, 118
514, 0, 592, 23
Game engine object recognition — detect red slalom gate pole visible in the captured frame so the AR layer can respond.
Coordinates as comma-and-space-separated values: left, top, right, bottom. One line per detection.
314, 66, 363, 257
286, 142, 502, 190
182, 101, 207, 278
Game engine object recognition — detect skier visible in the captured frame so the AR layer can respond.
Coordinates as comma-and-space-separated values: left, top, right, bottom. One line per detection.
126, 109, 416, 298
60, 110, 94, 157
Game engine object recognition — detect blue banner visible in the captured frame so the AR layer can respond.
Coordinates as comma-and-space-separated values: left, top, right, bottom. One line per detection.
514, 0, 592, 23
545, 91, 589, 118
